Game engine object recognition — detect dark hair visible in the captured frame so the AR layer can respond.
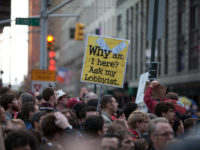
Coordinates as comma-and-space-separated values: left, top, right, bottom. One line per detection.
30, 111, 47, 127
173, 117, 181, 136
0, 87, 10, 96
36, 95, 43, 101
102, 133, 121, 148
42, 87, 54, 101
40, 112, 64, 139
61, 108, 79, 128
116, 109, 124, 118
21, 102, 35, 121
166, 92, 179, 100
100, 95, 113, 109
123, 102, 138, 119
86, 99, 98, 107
134, 139, 148, 150
79, 106, 97, 119
154, 102, 175, 117
83, 116, 104, 137
21, 93, 35, 104
5, 130, 38, 150
72, 103, 86, 119
0, 93, 16, 110
184, 118, 197, 132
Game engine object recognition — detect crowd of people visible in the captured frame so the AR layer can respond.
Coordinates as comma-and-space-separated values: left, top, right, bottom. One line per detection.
0, 81, 200, 150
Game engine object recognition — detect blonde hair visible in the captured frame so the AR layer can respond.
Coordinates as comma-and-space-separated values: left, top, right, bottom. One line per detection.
128, 111, 149, 129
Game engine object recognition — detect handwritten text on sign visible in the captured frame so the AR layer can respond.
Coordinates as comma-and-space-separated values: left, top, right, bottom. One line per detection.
81, 35, 129, 88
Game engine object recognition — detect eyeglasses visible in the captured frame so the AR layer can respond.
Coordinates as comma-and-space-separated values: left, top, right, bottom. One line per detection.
154, 131, 174, 137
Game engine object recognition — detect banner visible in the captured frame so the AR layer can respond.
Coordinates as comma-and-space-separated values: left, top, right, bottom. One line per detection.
81, 35, 130, 88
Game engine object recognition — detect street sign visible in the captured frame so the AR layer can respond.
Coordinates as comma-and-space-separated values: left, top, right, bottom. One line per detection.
31, 69, 56, 94
15, 17, 40, 26
31, 69, 56, 81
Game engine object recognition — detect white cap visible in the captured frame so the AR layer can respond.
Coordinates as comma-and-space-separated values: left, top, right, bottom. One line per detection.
56, 89, 67, 99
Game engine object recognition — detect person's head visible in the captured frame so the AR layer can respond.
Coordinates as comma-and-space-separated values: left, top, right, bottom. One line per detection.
67, 97, 83, 108
79, 86, 89, 100
148, 117, 173, 150
30, 111, 47, 131
72, 103, 86, 119
0, 87, 10, 96
86, 99, 98, 107
127, 110, 150, 133
40, 112, 70, 140
61, 108, 79, 128
83, 115, 104, 137
5, 119, 26, 136
0, 105, 6, 124
100, 95, 118, 115
133, 138, 148, 150
0, 92, 18, 111
184, 118, 197, 135
20, 93, 35, 105
84, 92, 97, 103
113, 119, 129, 129
35, 95, 45, 106
165, 92, 179, 100
5, 130, 38, 150
123, 102, 138, 120
79, 106, 97, 120
116, 130, 134, 150
100, 134, 121, 150
172, 117, 184, 137
21, 102, 36, 121
42, 87, 56, 103
106, 122, 125, 134
116, 109, 126, 120
154, 102, 175, 126
56, 89, 70, 107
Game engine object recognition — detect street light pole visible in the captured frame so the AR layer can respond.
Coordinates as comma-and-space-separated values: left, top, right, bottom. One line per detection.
40, 0, 48, 69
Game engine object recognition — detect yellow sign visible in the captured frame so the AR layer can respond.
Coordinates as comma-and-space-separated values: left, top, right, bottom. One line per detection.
31, 70, 56, 81
81, 35, 130, 88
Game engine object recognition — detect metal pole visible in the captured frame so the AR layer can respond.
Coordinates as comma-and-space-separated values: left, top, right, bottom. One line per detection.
150, 0, 159, 62
47, 0, 73, 15
0, 19, 12, 25
40, 0, 48, 69
48, 13, 79, 17
97, 85, 102, 112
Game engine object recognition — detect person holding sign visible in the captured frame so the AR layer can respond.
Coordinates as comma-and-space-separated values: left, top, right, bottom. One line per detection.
100, 95, 118, 125
144, 81, 186, 116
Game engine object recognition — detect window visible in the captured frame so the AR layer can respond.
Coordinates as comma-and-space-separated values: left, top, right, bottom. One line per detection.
117, 15, 121, 32
164, 0, 169, 74
177, 0, 186, 72
189, 0, 199, 70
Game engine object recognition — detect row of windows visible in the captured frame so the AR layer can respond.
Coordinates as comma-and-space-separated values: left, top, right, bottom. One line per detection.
117, 0, 200, 81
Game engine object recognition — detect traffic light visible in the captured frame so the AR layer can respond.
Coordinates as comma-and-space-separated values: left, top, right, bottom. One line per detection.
48, 51, 56, 71
47, 35, 55, 51
74, 22, 85, 40
47, 35, 56, 71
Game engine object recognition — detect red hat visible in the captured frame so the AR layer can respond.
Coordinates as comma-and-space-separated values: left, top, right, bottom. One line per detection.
67, 98, 82, 108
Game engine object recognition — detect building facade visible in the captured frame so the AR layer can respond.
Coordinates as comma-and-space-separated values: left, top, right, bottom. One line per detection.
54, 0, 117, 95
116, 0, 200, 102
49, 0, 200, 102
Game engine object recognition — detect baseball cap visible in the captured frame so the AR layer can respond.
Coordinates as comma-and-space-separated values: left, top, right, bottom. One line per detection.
56, 89, 67, 100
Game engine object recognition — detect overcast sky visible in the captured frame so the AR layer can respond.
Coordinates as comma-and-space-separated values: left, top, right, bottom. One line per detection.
0, 0, 28, 88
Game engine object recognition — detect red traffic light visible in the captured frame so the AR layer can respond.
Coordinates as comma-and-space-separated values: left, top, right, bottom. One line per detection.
47, 35, 54, 43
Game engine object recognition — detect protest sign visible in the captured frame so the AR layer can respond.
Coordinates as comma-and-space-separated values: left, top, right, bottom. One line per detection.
81, 35, 130, 88
136, 72, 149, 104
